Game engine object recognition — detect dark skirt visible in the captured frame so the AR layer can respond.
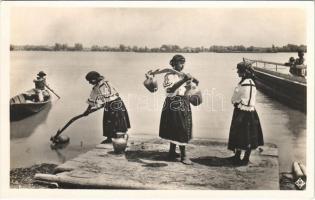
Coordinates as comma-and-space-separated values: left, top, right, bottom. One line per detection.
159, 95, 192, 143
103, 97, 130, 138
228, 107, 264, 151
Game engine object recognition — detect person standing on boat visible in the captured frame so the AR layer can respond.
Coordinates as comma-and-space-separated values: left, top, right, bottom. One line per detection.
33, 71, 50, 102
295, 50, 306, 77
152, 55, 196, 165
295, 50, 305, 65
228, 62, 264, 165
83, 71, 130, 144
286, 57, 298, 76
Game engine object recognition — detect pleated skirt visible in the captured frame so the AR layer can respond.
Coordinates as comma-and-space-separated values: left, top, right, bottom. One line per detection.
103, 97, 131, 138
159, 95, 192, 144
228, 107, 264, 151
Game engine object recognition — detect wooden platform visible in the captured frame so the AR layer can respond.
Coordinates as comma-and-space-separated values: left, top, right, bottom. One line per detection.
35, 137, 279, 190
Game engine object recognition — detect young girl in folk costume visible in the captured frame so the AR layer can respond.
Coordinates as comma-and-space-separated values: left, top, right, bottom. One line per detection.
228, 62, 264, 165
83, 71, 130, 144
154, 55, 198, 165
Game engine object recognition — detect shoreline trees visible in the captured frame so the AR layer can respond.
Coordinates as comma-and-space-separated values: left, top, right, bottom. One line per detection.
10, 43, 307, 53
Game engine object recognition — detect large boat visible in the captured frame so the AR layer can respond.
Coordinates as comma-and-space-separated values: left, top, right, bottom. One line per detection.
244, 58, 307, 112
10, 89, 51, 120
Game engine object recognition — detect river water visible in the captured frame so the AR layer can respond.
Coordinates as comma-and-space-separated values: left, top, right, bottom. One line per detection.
10, 51, 306, 172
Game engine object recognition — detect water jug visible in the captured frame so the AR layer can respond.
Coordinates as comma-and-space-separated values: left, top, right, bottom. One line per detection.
143, 74, 158, 93
112, 133, 129, 154
185, 81, 202, 106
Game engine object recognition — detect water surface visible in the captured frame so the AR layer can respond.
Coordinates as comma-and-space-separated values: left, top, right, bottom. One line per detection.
10, 51, 306, 172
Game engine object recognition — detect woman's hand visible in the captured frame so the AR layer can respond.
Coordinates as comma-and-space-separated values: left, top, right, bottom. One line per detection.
184, 73, 193, 81
145, 70, 155, 78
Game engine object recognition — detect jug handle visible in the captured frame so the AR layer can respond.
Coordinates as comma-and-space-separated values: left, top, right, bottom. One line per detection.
124, 133, 129, 141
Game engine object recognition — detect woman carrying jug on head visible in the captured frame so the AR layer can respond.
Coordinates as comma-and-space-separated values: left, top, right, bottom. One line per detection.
149, 55, 199, 165
228, 61, 264, 165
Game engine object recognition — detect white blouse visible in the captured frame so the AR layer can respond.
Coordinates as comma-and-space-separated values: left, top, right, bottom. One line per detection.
87, 79, 119, 107
163, 73, 187, 97
231, 78, 256, 111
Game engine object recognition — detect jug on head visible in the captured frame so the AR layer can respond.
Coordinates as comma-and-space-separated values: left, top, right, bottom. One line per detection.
112, 132, 129, 154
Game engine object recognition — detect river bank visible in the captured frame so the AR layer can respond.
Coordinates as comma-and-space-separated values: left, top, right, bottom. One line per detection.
10, 136, 294, 190
10, 163, 296, 190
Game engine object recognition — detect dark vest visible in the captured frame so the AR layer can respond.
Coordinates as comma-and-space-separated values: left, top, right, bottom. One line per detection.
34, 78, 46, 90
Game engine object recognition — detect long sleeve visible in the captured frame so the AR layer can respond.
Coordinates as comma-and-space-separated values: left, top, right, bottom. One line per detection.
86, 80, 118, 107
231, 79, 256, 111
163, 73, 186, 97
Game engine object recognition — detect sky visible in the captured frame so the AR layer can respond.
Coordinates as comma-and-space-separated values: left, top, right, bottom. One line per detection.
10, 6, 307, 48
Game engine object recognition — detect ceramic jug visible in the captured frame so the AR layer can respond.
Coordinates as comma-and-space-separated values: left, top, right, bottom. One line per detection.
143, 73, 158, 93
185, 81, 203, 106
112, 133, 129, 154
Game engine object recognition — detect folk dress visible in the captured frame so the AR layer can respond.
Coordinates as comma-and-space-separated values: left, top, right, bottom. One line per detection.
87, 79, 130, 138
159, 73, 192, 145
228, 78, 264, 151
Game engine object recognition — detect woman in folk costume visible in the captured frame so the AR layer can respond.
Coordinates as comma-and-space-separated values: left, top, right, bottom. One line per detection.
158, 55, 199, 165
83, 71, 130, 144
228, 62, 264, 165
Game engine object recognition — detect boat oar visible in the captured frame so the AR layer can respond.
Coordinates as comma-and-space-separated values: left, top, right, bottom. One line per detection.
44, 83, 60, 99
50, 106, 104, 144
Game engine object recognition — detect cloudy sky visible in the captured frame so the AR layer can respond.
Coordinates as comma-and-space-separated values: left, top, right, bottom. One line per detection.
10, 5, 307, 47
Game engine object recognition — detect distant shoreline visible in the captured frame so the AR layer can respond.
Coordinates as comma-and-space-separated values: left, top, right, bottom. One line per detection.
10, 50, 301, 54
10, 44, 307, 54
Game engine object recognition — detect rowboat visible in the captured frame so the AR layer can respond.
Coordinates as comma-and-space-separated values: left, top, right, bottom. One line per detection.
244, 58, 307, 112
10, 89, 51, 120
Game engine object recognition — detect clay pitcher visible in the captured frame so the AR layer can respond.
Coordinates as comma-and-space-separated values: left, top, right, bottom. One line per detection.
185, 81, 203, 106
143, 73, 158, 93
112, 133, 129, 154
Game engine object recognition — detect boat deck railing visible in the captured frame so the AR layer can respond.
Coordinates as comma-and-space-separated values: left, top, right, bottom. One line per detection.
243, 58, 307, 72
243, 58, 307, 84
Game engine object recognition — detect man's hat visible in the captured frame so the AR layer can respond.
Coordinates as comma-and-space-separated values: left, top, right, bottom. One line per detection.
37, 71, 46, 77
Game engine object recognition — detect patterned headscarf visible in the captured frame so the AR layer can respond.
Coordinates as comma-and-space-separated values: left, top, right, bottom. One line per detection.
85, 71, 104, 82
237, 61, 255, 80
170, 54, 185, 67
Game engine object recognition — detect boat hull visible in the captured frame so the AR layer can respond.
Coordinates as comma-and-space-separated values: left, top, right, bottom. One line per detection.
10, 89, 51, 120
253, 67, 306, 112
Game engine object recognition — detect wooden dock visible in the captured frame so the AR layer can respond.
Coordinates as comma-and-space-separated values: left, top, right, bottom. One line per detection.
35, 136, 279, 190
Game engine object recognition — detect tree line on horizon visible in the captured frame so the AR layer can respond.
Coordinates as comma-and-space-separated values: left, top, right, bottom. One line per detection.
10, 43, 307, 53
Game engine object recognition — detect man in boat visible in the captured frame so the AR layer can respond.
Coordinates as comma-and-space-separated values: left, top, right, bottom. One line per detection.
286, 57, 297, 75
292, 51, 306, 77
295, 50, 305, 65
33, 71, 50, 101
288, 51, 306, 77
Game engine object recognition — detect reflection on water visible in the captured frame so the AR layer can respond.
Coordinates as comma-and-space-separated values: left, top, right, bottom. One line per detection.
255, 91, 306, 172
10, 104, 52, 139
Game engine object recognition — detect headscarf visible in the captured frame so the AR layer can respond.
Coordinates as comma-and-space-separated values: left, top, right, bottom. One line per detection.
169, 54, 185, 67
85, 71, 104, 82
237, 61, 256, 81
